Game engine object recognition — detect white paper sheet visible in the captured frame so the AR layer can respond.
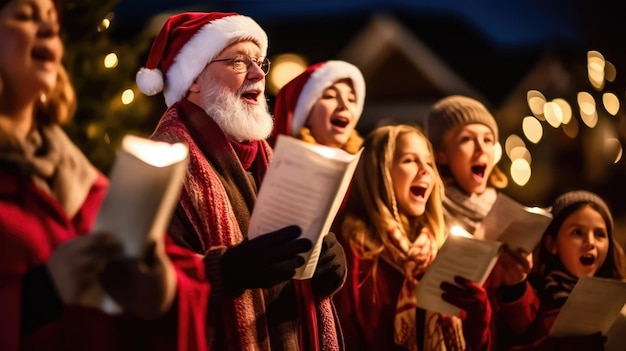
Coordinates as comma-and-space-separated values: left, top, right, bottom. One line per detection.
549, 275, 626, 338
416, 234, 502, 316
79, 134, 189, 314
476, 192, 552, 253
248, 135, 362, 279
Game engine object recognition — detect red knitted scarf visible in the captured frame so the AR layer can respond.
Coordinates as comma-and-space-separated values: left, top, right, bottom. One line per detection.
151, 100, 340, 351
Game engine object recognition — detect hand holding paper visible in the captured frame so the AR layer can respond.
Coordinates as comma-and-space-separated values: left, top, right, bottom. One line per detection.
92, 135, 189, 257
248, 135, 361, 279
416, 233, 502, 316
79, 134, 189, 314
221, 225, 312, 292
311, 232, 347, 297
477, 193, 552, 253
441, 276, 492, 350
549, 275, 626, 338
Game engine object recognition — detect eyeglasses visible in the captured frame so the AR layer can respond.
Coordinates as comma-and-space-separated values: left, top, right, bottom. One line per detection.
210, 54, 271, 75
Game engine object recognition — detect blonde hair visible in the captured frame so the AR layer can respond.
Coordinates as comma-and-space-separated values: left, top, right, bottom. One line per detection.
36, 65, 77, 126
337, 124, 445, 282
297, 126, 363, 155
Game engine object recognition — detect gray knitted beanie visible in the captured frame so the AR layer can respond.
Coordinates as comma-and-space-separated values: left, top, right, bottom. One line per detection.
426, 95, 499, 150
551, 190, 613, 235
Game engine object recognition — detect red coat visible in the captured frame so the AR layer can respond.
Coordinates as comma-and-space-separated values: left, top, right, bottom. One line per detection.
333, 234, 407, 350
505, 293, 606, 351
0, 169, 210, 351
486, 274, 540, 350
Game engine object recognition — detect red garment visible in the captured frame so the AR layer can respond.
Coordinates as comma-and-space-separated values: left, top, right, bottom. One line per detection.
151, 100, 342, 351
485, 266, 540, 350
441, 185, 540, 351
0, 167, 210, 351
334, 230, 415, 350
505, 293, 606, 351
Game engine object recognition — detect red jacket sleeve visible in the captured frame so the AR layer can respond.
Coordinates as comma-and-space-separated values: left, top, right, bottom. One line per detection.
498, 281, 540, 335
164, 237, 211, 351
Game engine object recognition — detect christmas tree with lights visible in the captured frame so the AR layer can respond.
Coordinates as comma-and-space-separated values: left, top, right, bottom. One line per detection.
61, 0, 162, 173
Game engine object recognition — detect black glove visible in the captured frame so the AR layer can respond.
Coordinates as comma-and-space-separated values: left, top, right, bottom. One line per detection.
553, 332, 607, 350
100, 240, 175, 320
221, 225, 312, 291
311, 232, 347, 297
441, 276, 492, 351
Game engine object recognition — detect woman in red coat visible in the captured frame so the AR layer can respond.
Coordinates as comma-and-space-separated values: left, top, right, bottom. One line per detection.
0, 1, 209, 350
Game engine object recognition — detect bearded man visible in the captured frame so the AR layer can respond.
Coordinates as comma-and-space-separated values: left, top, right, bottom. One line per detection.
136, 12, 347, 351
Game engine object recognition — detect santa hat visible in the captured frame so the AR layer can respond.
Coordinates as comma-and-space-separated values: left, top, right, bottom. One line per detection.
271, 60, 366, 145
136, 12, 268, 107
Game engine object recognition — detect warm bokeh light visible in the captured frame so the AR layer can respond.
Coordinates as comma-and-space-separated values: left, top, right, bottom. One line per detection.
98, 19, 111, 32
577, 92, 596, 114
553, 98, 572, 124
587, 50, 605, 90
605, 61, 617, 82
121, 89, 134, 105
494, 142, 502, 164
581, 109, 598, 128
578, 92, 598, 128
104, 53, 118, 69
602, 92, 620, 116
267, 53, 308, 95
543, 101, 563, 128
87, 123, 102, 139
522, 116, 543, 144
505, 134, 526, 159
97, 12, 114, 32
510, 146, 532, 164
562, 116, 579, 138
510, 158, 531, 186
605, 138, 623, 164
527, 90, 546, 120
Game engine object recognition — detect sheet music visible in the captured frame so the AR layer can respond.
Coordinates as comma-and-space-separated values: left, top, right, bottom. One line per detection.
549, 275, 626, 337
80, 134, 188, 314
477, 192, 552, 253
249, 135, 362, 279
416, 234, 502, 316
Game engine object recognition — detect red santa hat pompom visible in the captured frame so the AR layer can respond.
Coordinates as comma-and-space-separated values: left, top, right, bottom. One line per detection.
271, 60, 366, 146
136, 12, 268, 107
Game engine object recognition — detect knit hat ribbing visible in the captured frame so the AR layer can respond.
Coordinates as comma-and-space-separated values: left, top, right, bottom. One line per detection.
426, 95, 499, 150
551, 190, 613, 235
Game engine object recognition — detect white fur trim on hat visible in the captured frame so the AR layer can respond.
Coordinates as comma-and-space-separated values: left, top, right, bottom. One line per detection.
164, 15, 268, 107
136, 68, 164, 96
291, 60, 366, 136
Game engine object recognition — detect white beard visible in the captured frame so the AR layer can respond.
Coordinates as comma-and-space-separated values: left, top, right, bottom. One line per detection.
199, 75, 273, 142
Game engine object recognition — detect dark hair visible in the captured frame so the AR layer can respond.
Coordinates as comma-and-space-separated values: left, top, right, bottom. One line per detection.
531, 201, 626, 287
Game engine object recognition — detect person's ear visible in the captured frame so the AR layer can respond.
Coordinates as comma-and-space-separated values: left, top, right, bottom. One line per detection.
188, 80, 201, 94
545, 235, 558, 255
435, 150, 448, 165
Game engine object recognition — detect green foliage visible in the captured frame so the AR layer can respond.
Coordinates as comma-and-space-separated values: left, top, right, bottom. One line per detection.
60, 0, 162, 173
